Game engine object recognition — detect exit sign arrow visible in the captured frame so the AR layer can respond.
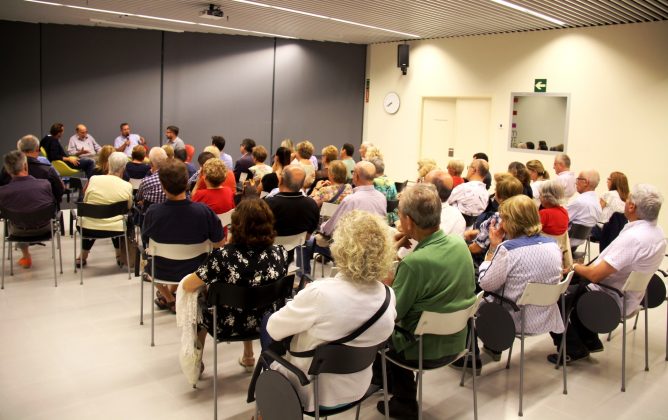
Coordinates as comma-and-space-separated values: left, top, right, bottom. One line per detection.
534, 79, 547, 92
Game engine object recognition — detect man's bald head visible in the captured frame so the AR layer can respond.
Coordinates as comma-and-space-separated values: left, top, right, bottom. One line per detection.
281, 164, 306, 192
425, 169, 454, 202
76, 124, 88, 137
354, 161, 376, 186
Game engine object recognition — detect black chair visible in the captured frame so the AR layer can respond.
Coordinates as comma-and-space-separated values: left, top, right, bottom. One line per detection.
600, 212, 628, 252
386, 199, 399, 214
568, 223, 593, 262
73, 200, 131, 285
1, 205, 62, 289
206, 274, 295, 420
394, 180, 408, 194
67, 177, 86, 237
249, 344, 385, 420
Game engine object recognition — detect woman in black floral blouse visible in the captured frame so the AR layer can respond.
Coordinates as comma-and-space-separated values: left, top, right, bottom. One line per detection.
183, 198, 288, 371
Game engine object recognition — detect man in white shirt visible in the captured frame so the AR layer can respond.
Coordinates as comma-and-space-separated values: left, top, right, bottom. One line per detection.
425, 170, 466, 236
164, 125, 185, 150
554, 153, 576, 199
114, 122, 147, 157
567, 169, 602, 248
67, 124, 101, 157
447, 158, 489, 224
549, 184, 666, 363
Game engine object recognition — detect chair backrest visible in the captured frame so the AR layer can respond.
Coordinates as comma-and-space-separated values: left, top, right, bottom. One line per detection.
600, 211, 628, 251
68, 177, 85, 190
217, 208, 235, 227
414, 291, 483, 336
52, 159, 81, 177
517, 271, 574, 307
622, 271, 654, 293
274, 232, 307, 252
568, 223, 593, 241
128, 178, 143, 190
207, 273, 295, 309
77, 201, 129, 219
308, 343, 380, 376
0, 204, 56, 225
386, 199, 399, 213
320, 202, 339, 219
148, 239, 211, 260
40, 147, 47, 158
255, 370, 304, 420
644, 274, 667, 308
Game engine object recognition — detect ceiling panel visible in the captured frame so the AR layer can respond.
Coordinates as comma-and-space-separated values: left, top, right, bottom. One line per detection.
0, 0, 666, 44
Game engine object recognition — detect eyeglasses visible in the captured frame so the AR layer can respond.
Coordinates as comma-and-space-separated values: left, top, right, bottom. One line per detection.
576, 177, 587, 182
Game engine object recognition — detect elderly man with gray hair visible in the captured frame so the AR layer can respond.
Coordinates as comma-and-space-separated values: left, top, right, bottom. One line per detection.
553, 153, 577, 199
424, 169, 466, 236
136, 147, 169, 210
374, 183, 476, 417
549, 184, 666, 363
566, 169, 602, 249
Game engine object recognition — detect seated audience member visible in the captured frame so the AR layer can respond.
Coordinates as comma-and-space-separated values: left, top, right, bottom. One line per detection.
549, 184, 666, 363
370, 158, 398, 225
234, 138, 256, 183
0, 135, 64, 205
191, 146, 237, 195
265, 210, 396, 413
164, 125, 185, 151
211, 135, 234, 171
192, 159, 235, 215
175, 148, 197, 179
526, 141, 535, 149
292, 141, 316, 189
261, 173, 279, 198
75, 152, 133, 267
472, 152, 492, 190
538, 141, 548, 151
376, 183, 476, 417
248, 145, 272, 182
516, 142, 527, 149
298, 161, 386, 276
67, 124, 102, 157
142, 160, 224, 312
526, 159, 550, 206
162, 144, 175, 160
0, 151, 56, 268
265, 165, 319, 238
260, 147, 292, 198
365, 145, 384, 161
508, 161, 533, 198
136, 147, 168, 210
358, 141, 374, 160
92, 145, 115, 176
447, 159, 466, 187
309, 160, 352, 207
40, 122, 95, 179
340, 143, 356, 182
539, 180, 572, 272
553, 153, 576, 200
566, 169, 602, 251
598, 171, 629, 225
307, 145, 338, 195
124, 145, 151, 181
475, 195, 564, 364
448, 158, 490, 224
416, 158, 438, 183
424, 170, 466, 236
187, 151, 215, 190
466, 174, 523, 261
281, 138, 295, 161
183, 199, 288, 372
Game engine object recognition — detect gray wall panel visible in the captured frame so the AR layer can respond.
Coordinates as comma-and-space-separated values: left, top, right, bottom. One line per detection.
163, 32, 274, 161
273, 40, 366, 157
40, 24, 161, 148
0, 21, 41, 155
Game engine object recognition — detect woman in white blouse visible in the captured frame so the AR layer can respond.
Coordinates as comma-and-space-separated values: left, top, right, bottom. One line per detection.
478, 195, 564, 357
526, 159, 550, 207
265, 210, 397, 412
598, 171, 629, 224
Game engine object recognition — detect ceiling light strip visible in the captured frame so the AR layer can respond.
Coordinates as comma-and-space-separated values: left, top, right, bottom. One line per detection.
197, 23, 296, 39
90, 18, 184, 33
231, 0, 420, 38
489, 0, 567, 25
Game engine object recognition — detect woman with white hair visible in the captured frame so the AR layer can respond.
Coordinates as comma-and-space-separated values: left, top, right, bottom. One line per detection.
263, 210, 397, 412
75, 152, 133, 267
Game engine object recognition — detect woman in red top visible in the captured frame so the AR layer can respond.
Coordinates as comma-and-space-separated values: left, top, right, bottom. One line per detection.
538, 180, 569, 235
192, 158, 235, 215
447, 159, 465, 187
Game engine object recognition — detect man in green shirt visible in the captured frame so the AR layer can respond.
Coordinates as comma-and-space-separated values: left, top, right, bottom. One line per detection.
377, 183, 476, 418
340, 142, 356, 183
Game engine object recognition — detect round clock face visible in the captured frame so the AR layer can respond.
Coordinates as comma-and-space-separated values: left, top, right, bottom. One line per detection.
383, 92, 400, 114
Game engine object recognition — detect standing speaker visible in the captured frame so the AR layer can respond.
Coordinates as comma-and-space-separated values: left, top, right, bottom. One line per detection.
397, 44, 409, 75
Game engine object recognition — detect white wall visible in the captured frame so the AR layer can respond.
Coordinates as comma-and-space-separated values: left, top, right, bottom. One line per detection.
363, 21, 668, 231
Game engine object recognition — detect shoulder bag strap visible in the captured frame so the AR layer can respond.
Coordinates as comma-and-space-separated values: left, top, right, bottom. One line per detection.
328, 184, 347, 203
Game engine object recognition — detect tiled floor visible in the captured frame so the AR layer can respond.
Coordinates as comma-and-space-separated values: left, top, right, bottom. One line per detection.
1, 218, 667, 419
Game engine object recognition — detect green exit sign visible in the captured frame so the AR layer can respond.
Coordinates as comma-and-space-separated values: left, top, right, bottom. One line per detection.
534, 79, 547, 92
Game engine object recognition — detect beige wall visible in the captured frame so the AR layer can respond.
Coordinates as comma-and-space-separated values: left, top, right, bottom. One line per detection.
363, 21, 668, 231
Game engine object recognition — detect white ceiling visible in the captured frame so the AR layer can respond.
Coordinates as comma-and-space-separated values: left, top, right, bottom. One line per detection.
1, 0, 667, 44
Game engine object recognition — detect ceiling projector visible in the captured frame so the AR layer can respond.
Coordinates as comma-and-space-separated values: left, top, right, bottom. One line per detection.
200, 4, 224, 19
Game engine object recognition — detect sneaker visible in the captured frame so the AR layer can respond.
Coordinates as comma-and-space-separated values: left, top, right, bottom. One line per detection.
482, 345, 502, 362
449, 356, 482, 376
18, 257, 32, 269
376, 398, 419, 420
546, 352, 588, 366
585, 339, 604, 353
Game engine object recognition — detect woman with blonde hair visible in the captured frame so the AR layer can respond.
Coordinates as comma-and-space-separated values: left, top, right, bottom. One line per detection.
599, 171, 629, 224
92, 145, 115, 176
263, 210, 396, 412
293, 141, 316, 188
364, 146, 383, 161
309, 160, 352, 206
416, 158, 438, 182
526, 159, 550, 206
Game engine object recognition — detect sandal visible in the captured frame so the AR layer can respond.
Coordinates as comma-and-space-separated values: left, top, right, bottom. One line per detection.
75, 258, 87, 268
239, 356, 255, 373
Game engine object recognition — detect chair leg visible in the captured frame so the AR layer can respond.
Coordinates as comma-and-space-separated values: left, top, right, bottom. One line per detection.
151, 277, 155, 347
506, 342, 514, 369
355, 402, 361, 420
57, 227, 63, 274
314, 375, 319, 420
213, 306, 218, 420
124, 234, 131, 280
519, 309, 525, 417
607, 331, 612, 342
73, 228, 77, 273
622, 299, 626, 392
9, 239, 13, 277
633, 312, 640, 330
140, 268, 144, 326
79, 233, 84, 286
644, 296, 649, 371
560, 296, 568, 394
2, 236, 6, 290
51, 234, 57, 288
471, 319, 478, 420
418, 336, 423, 420
460, 330, 472, 386
380, 349, 389, 420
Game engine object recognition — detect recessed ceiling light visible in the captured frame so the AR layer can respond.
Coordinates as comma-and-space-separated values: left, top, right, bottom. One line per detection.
231, 0, 420, 38
490, 0, 566, 26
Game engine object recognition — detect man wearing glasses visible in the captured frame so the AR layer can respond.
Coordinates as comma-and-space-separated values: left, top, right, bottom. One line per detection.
567, 169, 602, 249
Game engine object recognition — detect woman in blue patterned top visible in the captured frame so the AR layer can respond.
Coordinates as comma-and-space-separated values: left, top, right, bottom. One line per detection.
369, 158, 398, 225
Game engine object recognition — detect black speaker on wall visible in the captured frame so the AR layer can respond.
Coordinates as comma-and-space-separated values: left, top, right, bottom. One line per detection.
397, 44, 409, 75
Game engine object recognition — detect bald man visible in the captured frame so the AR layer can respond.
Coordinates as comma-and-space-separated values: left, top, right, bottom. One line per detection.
265, 165, 319, 237
424, 170, 466, 236
67, 124, 101, 157
567, 169, 602, 248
